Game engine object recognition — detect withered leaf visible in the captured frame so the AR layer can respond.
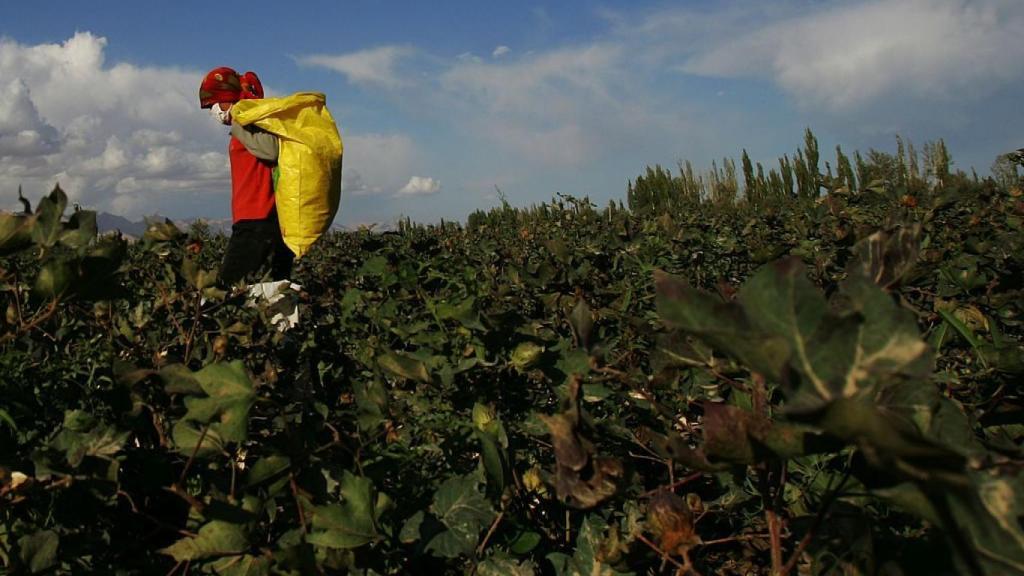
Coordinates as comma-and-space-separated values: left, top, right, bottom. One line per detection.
647, 491, 700, 554
541, 378, 622, 509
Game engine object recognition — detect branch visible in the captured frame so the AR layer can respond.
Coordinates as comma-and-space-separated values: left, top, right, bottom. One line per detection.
778, 469, 851, 576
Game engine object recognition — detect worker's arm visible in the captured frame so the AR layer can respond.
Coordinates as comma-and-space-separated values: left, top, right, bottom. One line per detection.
230, 121, 278, 162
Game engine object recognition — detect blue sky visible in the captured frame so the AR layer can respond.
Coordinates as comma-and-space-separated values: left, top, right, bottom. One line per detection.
1, 0, 1022, 226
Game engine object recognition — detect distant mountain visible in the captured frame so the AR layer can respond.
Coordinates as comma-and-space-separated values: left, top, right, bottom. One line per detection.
96, 212, 149, 237
181, 218, 233, 235
7, 208, 361, 238
96, 213, 233, 238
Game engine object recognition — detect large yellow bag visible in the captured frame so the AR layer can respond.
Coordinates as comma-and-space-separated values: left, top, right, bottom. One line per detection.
231, 92, 343, 258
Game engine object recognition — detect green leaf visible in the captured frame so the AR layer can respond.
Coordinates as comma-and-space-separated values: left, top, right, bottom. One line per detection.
60, 209, 97, 249
477, 429, 509, 495
834, 274, 934, 392
878, 472, 1024, 575
569, 299, 594, 350
0, 408, 16, 431
848, 225, 920, 290
436, 297, 486, 331
77, 237, 127, 300
161, 364, 205, 395
477, 555, 537, 576
399, 510, 425, 544
160, 520, 248, 562
815, 398, 965, 475
425, 473, 496, 558
547, 515, 632, 576
174, 361, 256, 456
878, 381, 983, 457
31, 186, 68, 247
654, 270, 792, 384
209, 554, 270, 576
960, 474, 1024, 574
546, 238, 570, 262
32, 258, 76, 300
245, 455, 290, 488
18, 530, 58, 574
378, 351, 431, 383
143, 217, 183, 243
740, 259, 861, 400
0, 212, 35, 256
354, 379, 389, 432
307, 472, 382, 549
508, 531, 542, 555
937, 308, 989, 369
656, 260, 931, 407
182, 258, 218, 290
556, 346, 592, 377
359, 255, 388, 276
50, 410, 129, 468
172, 420, 227, 458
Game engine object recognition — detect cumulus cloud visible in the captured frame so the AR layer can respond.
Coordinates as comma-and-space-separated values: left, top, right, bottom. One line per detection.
456, 52, 483, 64
679, 0, 1024, 110
0, 32, 231, 217
443, 44, 621, 113
302, 42, 636, 168
0, 33, 427, 218
397, 176, 441, 196
342, 133, 423, 196
9, 3, 1015, 222
0, 79, 61, 157
301, 39, 689, 174
299, 46, 415, 89
438, 43, 646, 166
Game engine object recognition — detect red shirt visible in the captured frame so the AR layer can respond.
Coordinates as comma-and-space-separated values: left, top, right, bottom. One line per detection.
229, 135, 275, 222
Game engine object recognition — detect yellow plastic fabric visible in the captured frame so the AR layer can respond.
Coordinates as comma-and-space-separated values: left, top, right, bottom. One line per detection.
231, 93, 343, 258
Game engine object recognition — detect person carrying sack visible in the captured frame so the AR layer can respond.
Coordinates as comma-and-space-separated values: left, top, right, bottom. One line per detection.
199, 66, 294, 286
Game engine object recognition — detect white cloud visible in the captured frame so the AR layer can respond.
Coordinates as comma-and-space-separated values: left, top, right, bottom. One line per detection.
0, 32, 231, 217
443, 44, 622, 114
299, 39, 697, 175
342, 133, 422, 196
397, 176, 441, 197
438, 43, 640, 166
0, 79, 60, 156
7, 3, 1016, 224
299, 46, 415, 89
680, 0, 1024, 110
494, 121, 590, 166
456, 52, 483, 64
0, 33, 429, 218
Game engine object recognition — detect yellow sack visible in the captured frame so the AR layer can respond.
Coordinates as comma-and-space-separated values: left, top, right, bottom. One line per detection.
231, 92, 343, 258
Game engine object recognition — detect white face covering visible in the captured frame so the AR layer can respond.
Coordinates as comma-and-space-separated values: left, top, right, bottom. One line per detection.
209, 103, 232, 125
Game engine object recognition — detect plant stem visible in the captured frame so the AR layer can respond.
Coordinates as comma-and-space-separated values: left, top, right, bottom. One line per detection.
640, 472, 704, 499
178, 423, 210, 486
636, 533, 685, 571
290, 474, 308, 535
767, 507, 783, 574
476, 509, 505, 556
778, 469, 850, 576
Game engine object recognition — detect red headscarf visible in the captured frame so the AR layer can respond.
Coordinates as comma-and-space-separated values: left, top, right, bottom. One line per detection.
199, 67, 264, 108
240, 72, 264, 100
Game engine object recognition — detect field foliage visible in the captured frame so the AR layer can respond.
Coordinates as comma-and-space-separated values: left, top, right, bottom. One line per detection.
2, 132, 1023, 575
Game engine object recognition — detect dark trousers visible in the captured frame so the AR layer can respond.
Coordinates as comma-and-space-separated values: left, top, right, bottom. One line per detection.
219, 211, 294, 286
